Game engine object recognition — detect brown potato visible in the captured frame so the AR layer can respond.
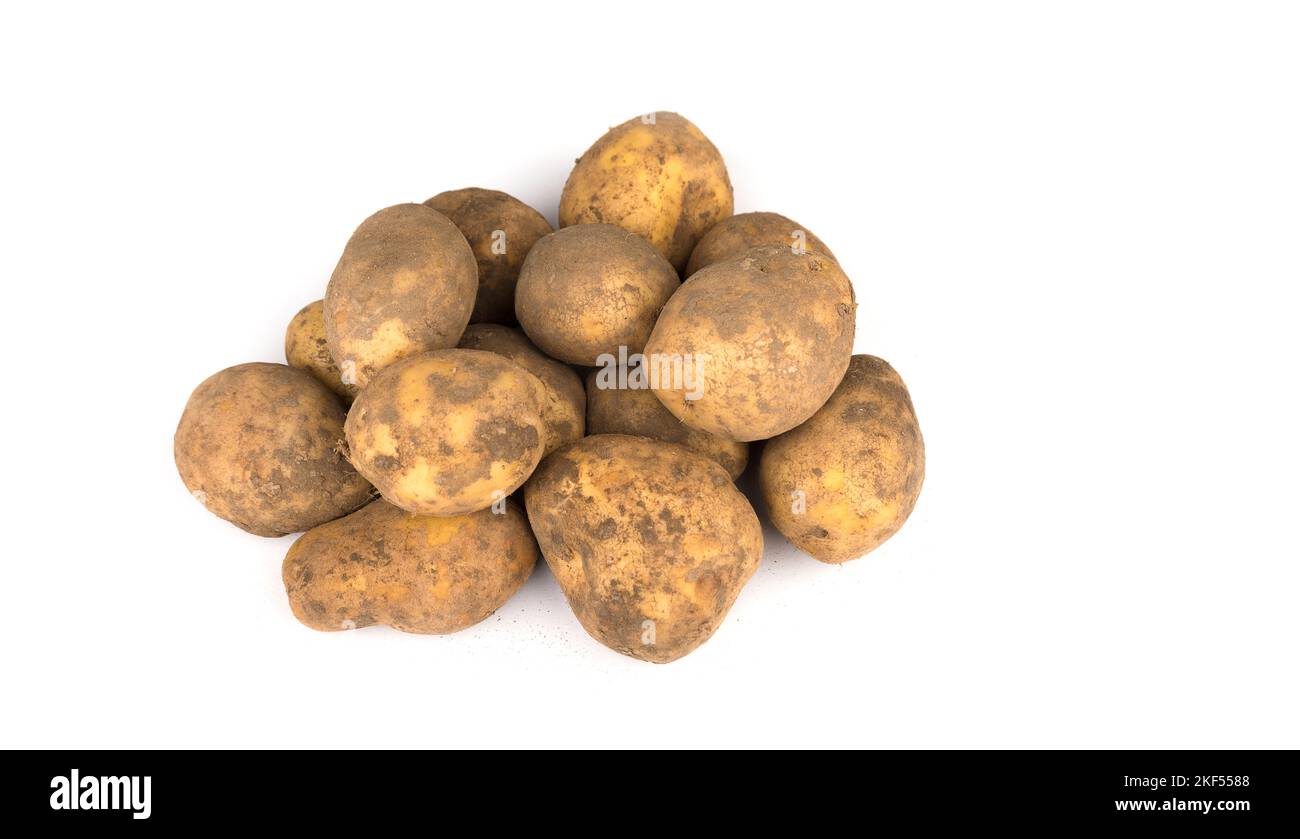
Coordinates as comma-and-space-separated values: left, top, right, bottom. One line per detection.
685, 211, 835, 277
457, 323, 585, 456
324, 203, 477, 388
525, 434, 762, 663
759, 355, 924, 563
283, 499, 536, 634
174, 363, 373, 536
424, 188, 553, 325
514, 224, 678, 365
284, 299, 358, 400
585, 367, 747, 479
345, 349, 546, 516
559, 111, 733, 273
645, 246, 856, 442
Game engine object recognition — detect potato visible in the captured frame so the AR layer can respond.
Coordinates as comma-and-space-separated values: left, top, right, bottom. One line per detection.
345, 349, 547, 516
283, 499, 536, 634
585, 367, 747, 479
424, 188, 553, 325
324, 203, 477, 388
174, 363, 373, 536
514, 224, 678, 365
458, 324, 584, 456
759, 355, 924, 563
525, 434, 762, 663
685, 211, 835, 277
559, 112, 733, 273
644, 246, 856, 442
284, 299, 359, 400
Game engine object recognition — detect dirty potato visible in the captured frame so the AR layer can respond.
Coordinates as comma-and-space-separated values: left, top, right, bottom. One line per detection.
760, 355, 924, 563
585, 367, 747, 479
514, 224, 678, 365
458, 323, 585, 456
525, 434, 762, 663
685, 211, 835, 277
283, 499, 537, 634
324, 203, 477, 388
284, 299, 358, 400
645, 246, 856, 442
559, 112, 733, 273
174, 363, 373, 536
424, 188, 553, 325
345, 349, 547, 516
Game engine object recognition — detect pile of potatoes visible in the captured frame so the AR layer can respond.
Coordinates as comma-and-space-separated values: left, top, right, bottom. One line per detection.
175, 112, 925, 663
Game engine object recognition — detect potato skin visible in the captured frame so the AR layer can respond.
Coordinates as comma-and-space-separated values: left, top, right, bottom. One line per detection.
324, 203, 477, 388
174, 363, 373, 537
559, 112, 733, 273
685, 211, 835, 277
525, 434, 762, 663
759, 355, 924, 563
515, 224, 678, 365
283, 499, 537, 634
345, 349, 547, 516
424, 188, 553, 325
645, 246, 856, 442
284, 300, 359, 400
585, 367, 747, 479
458, 324, 585, 456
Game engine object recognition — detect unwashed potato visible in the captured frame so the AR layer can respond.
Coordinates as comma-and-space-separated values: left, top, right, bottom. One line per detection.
515, 224, 678, 365
424, 188, 553, 325
685, 211, 835, 277
284, 299, 359, 400
283, 499, 536, 634
645, 246, 856, 442
324, 203, 477, 388
174, 363, 373, 536
345, 349, 547, 516
458, 323, 585, 456
585, 367, 747, 479
525, 434, 762, 663
559, 111, 733, 273
759, 355, 924, 563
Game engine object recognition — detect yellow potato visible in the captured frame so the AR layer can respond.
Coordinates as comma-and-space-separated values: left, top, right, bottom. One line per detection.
685, 211, 835, 277
324, 203, 477, 388
515, 224, 678, 365
585, 366, 747, 479
458, 323, 585, 456
283, 499, 536, 634
525, 434, 762, 663
424, 188, 553, 325
284, 299, 358, 400
345, 349, 547, 515
559, 112, 733, 273
645, 246, 856, 442
759, 355, 924, 563
174, 363, 373, 536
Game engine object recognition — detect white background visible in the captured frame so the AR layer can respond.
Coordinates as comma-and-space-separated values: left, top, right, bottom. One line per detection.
2, 2, 1297, 749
